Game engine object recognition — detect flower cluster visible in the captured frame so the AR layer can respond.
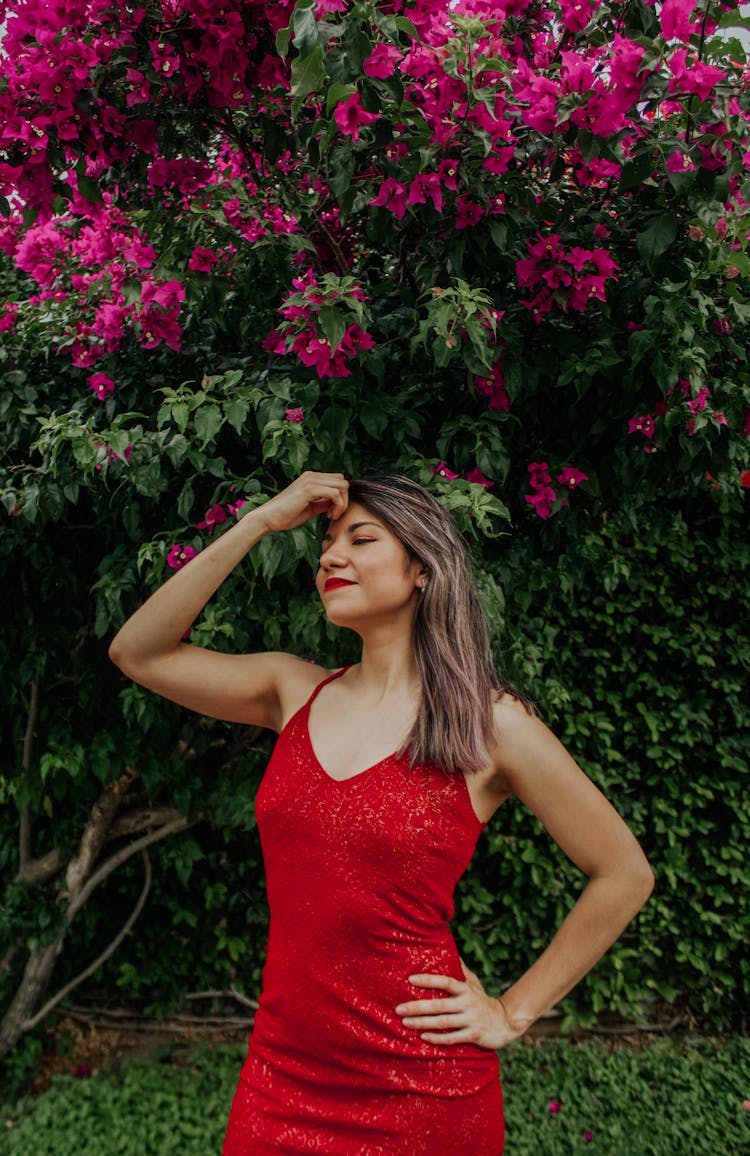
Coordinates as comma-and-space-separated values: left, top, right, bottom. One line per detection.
526, 461, 589, 519
628, 378, 730, 452
264, 268, 374, 379
430, 462, 495, 489
516, 235, 619, 322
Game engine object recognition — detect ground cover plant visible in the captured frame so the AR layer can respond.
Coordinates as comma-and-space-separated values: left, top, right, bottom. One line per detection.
1, 1037, 749, 1155
0, 0, 748, 1074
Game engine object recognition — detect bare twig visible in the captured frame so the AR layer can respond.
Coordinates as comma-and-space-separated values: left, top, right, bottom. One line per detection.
24, 851, 153, 1032
185, 989, 259, 1010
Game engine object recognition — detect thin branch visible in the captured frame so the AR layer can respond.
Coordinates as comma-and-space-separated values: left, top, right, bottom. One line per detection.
66, 815, 196, 921
15, 847, 63, 886
64, 766, 140, 897
24, 851, 152, 1032
106, 807, 186, 841
0, 943, 21, 975
185, 988, 259, 1010
18, 680, 40, 873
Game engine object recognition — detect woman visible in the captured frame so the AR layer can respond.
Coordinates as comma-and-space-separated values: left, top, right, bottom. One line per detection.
109, 469, 654, 1155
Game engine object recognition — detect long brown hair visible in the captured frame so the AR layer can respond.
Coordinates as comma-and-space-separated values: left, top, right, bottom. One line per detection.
320, 473, 532, 776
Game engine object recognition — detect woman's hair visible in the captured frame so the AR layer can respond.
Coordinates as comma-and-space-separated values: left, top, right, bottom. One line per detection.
319, 472, 533, 777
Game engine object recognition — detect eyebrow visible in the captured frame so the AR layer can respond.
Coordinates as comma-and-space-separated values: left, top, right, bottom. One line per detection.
320, 520, 382, 544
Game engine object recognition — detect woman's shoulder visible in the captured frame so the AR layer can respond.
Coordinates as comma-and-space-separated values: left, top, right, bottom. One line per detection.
273, 654, 342, 732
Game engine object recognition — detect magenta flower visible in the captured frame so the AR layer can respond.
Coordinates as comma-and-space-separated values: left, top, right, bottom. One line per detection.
584, 1130, 594, 1142
285, 407, 304, 423
87, 372, 115, 400
370, 178, 409, 220
333, 93, 380, 142
475, 363, 510, 412
466, 467, 495, 489
430, 461, 459, 481
227, 499, 247, 516
556, 467, 589, 489
548, 1099, 562, 1114
188, 246, 218, 272
197, 504, 227, 535
628, 414, 655, 438
167, 544, 197, 569
363, 43, 401, 79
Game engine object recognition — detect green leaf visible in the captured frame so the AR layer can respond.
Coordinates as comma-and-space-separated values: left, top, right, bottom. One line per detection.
317, 306, 346, 351
171, 402, 190, 433
636, 213, 678, 268
315, 403, 350, 455
194, 404, 223, 446
276, 24, 292, 59
77, 175, 104, 203
326, 82, 356, 114
225, 397, 250, 434
291, 44, 326, 102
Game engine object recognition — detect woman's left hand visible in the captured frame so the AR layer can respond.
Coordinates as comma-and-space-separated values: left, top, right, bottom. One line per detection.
395, 960, 523, 1050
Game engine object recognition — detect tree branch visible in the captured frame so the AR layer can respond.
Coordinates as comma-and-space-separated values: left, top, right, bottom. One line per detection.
64, 766, 139, 897
15, 847, 63, 886
24, 851, 152, 1032
185, 988, 259, 1010
66, 815, 196, 921
106, 807, 186, 841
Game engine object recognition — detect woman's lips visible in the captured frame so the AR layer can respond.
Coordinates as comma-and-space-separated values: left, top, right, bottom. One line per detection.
324, 579, 356, 591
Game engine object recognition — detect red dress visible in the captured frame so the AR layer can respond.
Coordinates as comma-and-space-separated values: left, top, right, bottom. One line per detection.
223, 666, 504, 1154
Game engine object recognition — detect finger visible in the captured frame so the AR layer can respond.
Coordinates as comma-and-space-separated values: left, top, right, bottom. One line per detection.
420, 1028, 478, 1045
407, 974, 464, 994
401, 1013, 466, 1030
396, 997, 458, 1016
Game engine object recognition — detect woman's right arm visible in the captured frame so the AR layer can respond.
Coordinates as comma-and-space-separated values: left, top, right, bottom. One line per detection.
108, 471, 349, 729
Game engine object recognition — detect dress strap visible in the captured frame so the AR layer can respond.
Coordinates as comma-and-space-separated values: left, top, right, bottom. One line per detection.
306, 665, 351, 709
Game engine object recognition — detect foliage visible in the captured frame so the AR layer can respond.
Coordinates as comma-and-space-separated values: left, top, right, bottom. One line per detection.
2, 1037, 750, 1155
0, 0, 748, 1069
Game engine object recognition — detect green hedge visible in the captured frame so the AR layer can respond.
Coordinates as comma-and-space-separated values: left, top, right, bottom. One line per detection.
3, 1038, 749, 1155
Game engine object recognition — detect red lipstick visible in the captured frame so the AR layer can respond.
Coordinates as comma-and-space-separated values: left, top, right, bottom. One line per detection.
324, 578, 356, 591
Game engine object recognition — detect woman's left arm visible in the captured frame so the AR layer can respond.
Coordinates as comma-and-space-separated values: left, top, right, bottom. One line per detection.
396, 697, 655, 1048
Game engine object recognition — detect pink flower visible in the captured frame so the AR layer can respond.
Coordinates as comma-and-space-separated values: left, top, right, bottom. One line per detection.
333, 93, 380, 142
430, 461, 459, 481
87, 372, 115, 400
363, 43, 402, 79
687, 387, 711, 414
466, 467, 494, 489
474, 362, 510, 412
188, 246, 219, 272
228, 499, 247, 515
370, 178, 409, 220
548, 1100, 562, 1115
556, 467, 589, 489
197, 504, 227, 535
167, 544, 197, 569
584, 1130, 594, 1142
660, 0, 698, 41
285, 407, 304, 423
628, 414, 655, 438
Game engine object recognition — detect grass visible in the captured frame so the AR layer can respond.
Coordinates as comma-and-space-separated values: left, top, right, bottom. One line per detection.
1, 1036, 749, 1154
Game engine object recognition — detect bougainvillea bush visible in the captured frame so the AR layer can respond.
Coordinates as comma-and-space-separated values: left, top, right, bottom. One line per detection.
0, 0, 748, 1063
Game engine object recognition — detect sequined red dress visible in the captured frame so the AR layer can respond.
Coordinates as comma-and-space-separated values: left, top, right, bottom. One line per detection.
223, 666, 504, 1154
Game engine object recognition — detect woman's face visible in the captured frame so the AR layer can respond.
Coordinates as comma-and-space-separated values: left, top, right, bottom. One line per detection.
315, 501, 424, 626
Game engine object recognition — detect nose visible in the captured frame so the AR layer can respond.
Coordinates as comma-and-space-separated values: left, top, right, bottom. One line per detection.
319, 540, 349, 570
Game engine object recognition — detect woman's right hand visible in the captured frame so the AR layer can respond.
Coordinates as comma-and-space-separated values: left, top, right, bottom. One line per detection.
257, 471, 350, 534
